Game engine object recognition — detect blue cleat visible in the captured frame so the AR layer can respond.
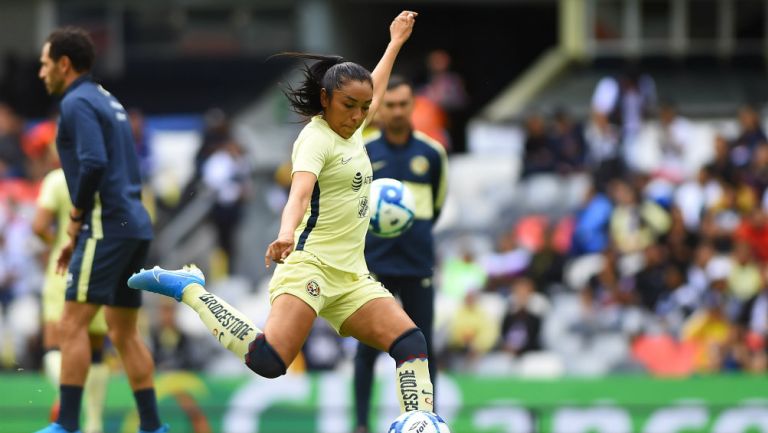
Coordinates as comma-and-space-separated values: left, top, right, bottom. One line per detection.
138, 424, 170, 433
127, 265, 205, 301
34, 423, 81, 433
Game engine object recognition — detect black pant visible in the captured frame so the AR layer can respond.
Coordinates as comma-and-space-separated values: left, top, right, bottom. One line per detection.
211, 202, 242, 266
353, 275, 436, 429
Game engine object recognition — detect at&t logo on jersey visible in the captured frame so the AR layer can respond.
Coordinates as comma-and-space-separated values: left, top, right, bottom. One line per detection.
351, 172, 373, 192
351, 172, 363, 192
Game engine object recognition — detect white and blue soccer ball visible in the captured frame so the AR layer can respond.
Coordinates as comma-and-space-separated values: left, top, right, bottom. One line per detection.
368, 178, 416, 238
388, 410, 451, 433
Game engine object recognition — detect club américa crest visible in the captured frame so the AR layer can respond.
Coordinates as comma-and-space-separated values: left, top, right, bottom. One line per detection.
306, 280, 321, 297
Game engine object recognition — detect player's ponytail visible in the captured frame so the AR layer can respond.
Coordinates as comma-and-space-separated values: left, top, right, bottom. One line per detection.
273, 52, 372, 117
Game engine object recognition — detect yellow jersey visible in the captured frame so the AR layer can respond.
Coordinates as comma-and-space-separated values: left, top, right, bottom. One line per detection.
36, 168, 72, 279
291, 116, 373, 274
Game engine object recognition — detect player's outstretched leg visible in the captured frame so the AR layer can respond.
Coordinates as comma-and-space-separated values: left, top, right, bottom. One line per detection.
128, 265, 260, 359
389, 328, 434, 414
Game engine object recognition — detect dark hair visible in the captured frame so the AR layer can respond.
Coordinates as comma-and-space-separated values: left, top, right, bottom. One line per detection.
386, 75, 413, 91
274, 52, 372, 117
46, 27, 95, 73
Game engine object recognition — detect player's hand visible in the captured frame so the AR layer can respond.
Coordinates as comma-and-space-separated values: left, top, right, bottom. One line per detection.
390, 11, 417, 46
265, 234, 294, 268
65, 218, 82, 240
56, 238, 75, 275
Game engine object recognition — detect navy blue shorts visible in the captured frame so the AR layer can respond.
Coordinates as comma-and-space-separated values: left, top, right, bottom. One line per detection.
65, 237, 150, 308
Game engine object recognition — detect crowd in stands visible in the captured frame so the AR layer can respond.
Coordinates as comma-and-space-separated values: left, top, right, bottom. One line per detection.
4, 58, 768, 379
0, 100, 249, 373
435, 70, 768, 377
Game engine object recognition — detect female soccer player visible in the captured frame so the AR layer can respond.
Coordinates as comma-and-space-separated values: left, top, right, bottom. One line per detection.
129, 10, 434, 417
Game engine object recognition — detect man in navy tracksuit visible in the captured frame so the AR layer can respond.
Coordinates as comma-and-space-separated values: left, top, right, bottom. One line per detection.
354, 76, 448, 433
36, 27, 164, 433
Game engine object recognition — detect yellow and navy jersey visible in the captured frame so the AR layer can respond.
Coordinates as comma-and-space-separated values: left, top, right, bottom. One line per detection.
290, 116, 373, 274
57, 75, 152, 239
364, 129, 448, 277
36, 168, 72, 275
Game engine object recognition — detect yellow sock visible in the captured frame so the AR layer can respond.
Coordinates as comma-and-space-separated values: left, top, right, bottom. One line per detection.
181, 284, 260, 358
395, 357, 434, 413
43, 350, 62, 388
83, 363, 109, 433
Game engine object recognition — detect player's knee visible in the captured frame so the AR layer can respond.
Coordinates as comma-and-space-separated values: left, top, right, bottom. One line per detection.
245, 334, 287, 379
58, 315, 86, 341
107, 326, 136, 346
388, 328, 428, 365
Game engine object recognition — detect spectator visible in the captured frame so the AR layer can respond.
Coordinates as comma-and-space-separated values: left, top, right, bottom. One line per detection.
22, 117, 57, 181
411, 94, 450, 149
579, 248, 635, 333
202, 139, 251, 272
521, 113, 557, 177
584, 111, 622, 186
744, 144, 768, 194
571, 183, 613, 256
440, 250, 487, 299
420, 50, 468, 112
703, 183, 753, 253
665, 207, 697, 269
687, 241, 715, 300
551, 108, 587, 174
707, 134, 738, 185
419, 49, 468, 151
730, 104, 767, 168
674, 166, 722, 232
728, 241, 762, 304
655, 102, 694, 183
734, 209, 768, 264
498, 278, 542, 356
150, 300, 205, 371
590, 67, 657, 172
194, 107, 230, 179
526, 224, 566, 294
482, 230, 531, 292
608, 179, 671, 255
655, 263, 698, 331
444, 291, 498, 369
632, 243, 669, 312
681, 290, 732, 373
0, 102, 26, 179
736, 281, 768, 372
128, 108, 151, 181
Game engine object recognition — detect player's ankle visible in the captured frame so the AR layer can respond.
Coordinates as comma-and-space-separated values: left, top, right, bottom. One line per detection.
180, 283, 205, 304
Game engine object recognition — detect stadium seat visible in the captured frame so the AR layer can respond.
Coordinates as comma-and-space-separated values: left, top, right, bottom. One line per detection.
518, 351, 565, 378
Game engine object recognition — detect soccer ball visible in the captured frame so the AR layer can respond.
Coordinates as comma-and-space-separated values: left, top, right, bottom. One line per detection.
388, 410, 451, 433
369, 178, 416, 238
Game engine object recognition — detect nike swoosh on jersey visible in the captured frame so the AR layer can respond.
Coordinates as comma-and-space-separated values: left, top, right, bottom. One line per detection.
371, 160, 387, 171
341, 156, 352, 164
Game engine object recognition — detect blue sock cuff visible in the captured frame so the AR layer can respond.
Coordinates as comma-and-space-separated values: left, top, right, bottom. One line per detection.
388, 328, 428, 367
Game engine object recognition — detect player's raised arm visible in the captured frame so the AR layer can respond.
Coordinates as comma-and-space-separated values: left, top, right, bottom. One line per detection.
366, 11, 417, 125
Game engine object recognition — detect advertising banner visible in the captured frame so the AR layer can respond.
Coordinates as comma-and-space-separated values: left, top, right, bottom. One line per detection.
2, 372, 768, 433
